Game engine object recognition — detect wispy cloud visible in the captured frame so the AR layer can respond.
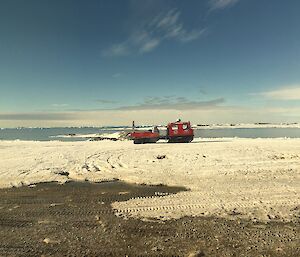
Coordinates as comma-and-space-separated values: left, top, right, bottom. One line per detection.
259, 85, 300, 100
95, 99, 118, 104
51, 103, 69, 108
150, 9, 206, 43
0, 112, 76, 121
116, 96, 225, 110
112, 73, 121, 78
199, 88, 207, 95
3, 104, 300, 127
103, 8, 206, 56
102, 43, 130, 57
139, 38, 160, 53
209, 0, 240, 10
3, 104, 300, 128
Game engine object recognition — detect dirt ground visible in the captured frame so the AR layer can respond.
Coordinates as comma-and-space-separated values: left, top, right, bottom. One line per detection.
0, 181, 299, 257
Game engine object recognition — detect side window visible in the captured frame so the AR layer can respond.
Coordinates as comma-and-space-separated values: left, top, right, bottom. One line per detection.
172, 125, 178, 131
182, 124, 188, 130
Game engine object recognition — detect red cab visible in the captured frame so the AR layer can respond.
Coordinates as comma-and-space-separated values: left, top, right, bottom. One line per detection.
167, 121, 194, 143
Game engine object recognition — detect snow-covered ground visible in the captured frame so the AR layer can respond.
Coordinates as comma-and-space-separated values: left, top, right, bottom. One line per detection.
0, 138, 299, 222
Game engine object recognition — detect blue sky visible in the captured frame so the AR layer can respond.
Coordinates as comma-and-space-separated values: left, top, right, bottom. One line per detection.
0, 0, 300, 127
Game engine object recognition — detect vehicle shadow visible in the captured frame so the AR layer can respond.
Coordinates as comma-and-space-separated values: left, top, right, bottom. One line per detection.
191, 140, 233, 143
155, 139, 233, 144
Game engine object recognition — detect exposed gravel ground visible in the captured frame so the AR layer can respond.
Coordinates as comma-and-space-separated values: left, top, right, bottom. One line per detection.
0, 181, 299, 256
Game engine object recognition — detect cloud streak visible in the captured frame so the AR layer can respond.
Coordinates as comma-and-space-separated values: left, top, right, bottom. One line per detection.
51, 103, 69, 108
209, 0, 240, 10
103, 8, 206, 56
116, 96, 225, 110
0, 112, 77, 121
259, 85, 300, 100
102, 44, 130, 57
95, 99, 118, 104
112, 73, 122, 78
2, 105, 300, 128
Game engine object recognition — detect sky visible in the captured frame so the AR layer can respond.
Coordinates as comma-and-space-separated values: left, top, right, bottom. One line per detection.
0, 0, 300, 127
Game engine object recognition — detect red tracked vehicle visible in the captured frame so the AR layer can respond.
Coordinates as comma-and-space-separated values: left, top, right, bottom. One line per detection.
166, 120, 194, 143
130, 129, 160, 144
130, 120, 194, 144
